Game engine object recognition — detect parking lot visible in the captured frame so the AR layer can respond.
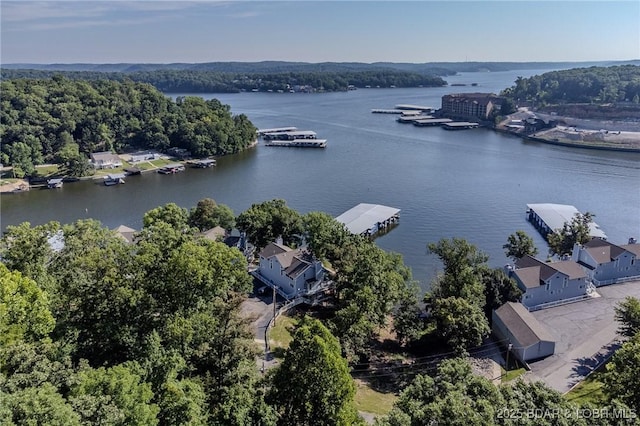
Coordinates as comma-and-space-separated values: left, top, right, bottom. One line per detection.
528, 279, 640, 393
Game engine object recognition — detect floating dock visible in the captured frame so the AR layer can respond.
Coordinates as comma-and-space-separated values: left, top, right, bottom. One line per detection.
158, 163, 186, 174
189, 159, 217, 168
335, 203, 400, 236
395, 104, 435, 113
526, 203, 607, 240
442, 121, 480, 130
412, 118, 453, 127
372, 109, 406, 114
263, 130, 317, 141
397, 114, 435, 123
257, 127, 298, 136
104, 173, 126, 186
265, 139, 327, 148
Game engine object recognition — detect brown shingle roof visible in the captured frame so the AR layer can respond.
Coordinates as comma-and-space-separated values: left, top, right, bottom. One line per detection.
259, 242, 289, 259
514, 266, 542, 289
551, 260, 587, 279
494, 302, 555, 347
621, 244, 640, 257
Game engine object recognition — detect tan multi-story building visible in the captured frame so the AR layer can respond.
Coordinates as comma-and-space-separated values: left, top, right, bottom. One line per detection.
440, 93, 502, 120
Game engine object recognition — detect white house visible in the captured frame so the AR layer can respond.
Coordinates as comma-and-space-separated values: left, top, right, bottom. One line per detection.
572, 238, 640, 286
508, 255, 590, 310
492, 302, 556, 363
255, 242, 325, 299
90, 151, 122, 169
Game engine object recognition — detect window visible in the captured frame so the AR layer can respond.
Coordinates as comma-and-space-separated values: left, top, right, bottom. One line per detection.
545, 283, 550, 291
563, 277, 568, 288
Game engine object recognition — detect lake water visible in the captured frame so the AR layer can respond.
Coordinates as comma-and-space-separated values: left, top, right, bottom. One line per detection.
2, 69, 639, 289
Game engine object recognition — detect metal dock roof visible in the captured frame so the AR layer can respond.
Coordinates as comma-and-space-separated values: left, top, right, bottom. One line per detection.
526, 203, 607, 239
335, 203, 400, 235
395, 104, 435, 111
257, 127, 298, 134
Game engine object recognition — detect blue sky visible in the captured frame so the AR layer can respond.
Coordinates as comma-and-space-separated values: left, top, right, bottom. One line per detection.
1, 1, 638, 64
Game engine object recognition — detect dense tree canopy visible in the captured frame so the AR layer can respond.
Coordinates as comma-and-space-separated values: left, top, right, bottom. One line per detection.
236, 199, 303, 250
0, 77, 257, 175
0, 204, 268, 426
1, 68, 447, 93
501, 65, 640, 106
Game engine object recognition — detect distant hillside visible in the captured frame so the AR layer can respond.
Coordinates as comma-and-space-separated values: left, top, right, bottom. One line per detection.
0, 69, 446, 93
500, 65, 640, 106
3, 60, 638, 75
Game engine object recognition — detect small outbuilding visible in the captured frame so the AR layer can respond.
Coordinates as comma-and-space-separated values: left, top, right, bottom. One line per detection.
492, 302, 556, 363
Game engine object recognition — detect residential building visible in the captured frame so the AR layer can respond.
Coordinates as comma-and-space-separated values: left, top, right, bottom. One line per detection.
255, 242, 325, 299
113, 225, 136, 244
90, 151, 122, 169
492, 302, 556, 362
572, 238, 640, 286
508, 255, 590, 310
440, 93, 502, 120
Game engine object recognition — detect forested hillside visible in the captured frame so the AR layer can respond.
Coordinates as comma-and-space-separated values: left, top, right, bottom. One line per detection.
501, 65, 640, 106
0, 77, 256, 175
0, 69, 446, 93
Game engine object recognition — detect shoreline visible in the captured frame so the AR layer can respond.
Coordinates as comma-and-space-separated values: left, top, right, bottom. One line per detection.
492, 127, 640, 153
0, 140, 260, 194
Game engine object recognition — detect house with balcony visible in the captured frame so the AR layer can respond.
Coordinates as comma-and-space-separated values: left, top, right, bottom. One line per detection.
572, 238, 640, 286
254, 242, 325, 299
507, 255, 590, 310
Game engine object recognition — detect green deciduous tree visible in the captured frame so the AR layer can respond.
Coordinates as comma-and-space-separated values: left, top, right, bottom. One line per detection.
426, 238, 487, 307
480, 266, 522, 322
430, 296, 490, 353
0, 383, 81, 426
547, 212, 594, 257
143, 202, 190, 230
503, 230, 538, 261
268, 317, 363, 426
189, 198, 235, 231
602, 334, 640, 412
70, 363, 159, 426
0, 264, 55, 345
236, 199, 303, 250
614, 296, 640, 337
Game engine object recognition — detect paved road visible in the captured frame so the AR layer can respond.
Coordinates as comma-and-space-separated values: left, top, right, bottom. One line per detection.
528, 279, 640, 393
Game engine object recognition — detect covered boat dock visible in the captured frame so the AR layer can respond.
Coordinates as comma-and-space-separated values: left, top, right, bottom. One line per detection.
526, 203, 607, 240
335, 203, 400, 236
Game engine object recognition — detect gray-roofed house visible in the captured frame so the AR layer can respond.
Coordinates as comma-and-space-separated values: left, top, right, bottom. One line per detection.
199, 226, 227, 242
91, 151, 123, 169
114, 225, 136, 244
492, 302, 556, 362
572, 238, 640, 286
508, 255, 590, 310
255, 242, 325, 299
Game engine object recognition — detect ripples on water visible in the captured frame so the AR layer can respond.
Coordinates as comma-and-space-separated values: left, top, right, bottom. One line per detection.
2, 70, 639, 290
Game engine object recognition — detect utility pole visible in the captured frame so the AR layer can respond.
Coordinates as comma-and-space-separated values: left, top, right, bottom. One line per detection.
506, 343, 513, 373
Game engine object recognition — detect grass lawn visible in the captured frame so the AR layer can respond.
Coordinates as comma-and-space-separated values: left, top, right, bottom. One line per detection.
34, 164, 61, 177
0, 178, 19, 185
354, 380, 398, 416
501, 367, 526, 382
565, 365, 608, 406
269, 315, 298, 352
